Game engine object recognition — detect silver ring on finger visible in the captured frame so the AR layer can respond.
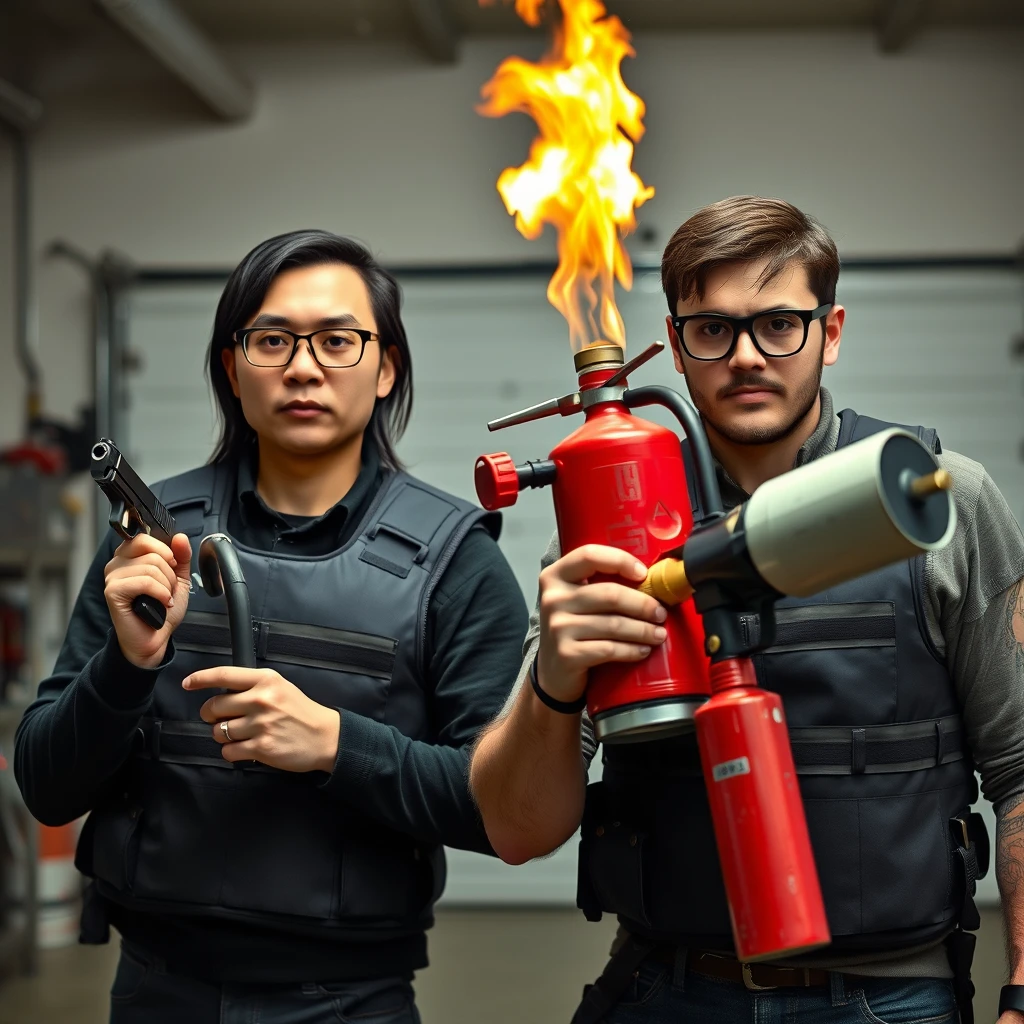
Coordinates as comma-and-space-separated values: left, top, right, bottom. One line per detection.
220, 720, 233, 743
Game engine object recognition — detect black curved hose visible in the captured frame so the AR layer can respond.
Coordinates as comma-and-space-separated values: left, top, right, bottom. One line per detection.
198, 533, 256, 669
623, 385, 723, 517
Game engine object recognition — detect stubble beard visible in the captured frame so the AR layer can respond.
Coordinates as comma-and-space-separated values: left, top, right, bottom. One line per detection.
686, 352, 824, 447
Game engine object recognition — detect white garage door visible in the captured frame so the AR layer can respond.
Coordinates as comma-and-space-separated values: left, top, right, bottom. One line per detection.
121, 266, 1024, 906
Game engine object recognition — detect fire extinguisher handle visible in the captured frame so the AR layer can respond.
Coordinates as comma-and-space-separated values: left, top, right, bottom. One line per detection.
602, 340, 665, 388
622, 386, 723, 517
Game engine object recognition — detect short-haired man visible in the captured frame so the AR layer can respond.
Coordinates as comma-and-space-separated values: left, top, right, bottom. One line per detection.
470, 196, 1024, 1023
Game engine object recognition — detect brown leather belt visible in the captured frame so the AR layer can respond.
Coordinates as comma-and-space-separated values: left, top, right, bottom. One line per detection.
651, 948, 853, 991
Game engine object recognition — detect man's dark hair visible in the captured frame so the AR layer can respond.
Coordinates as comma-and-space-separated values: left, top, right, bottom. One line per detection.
206, 229, 413, 469
661, 196, 840, 312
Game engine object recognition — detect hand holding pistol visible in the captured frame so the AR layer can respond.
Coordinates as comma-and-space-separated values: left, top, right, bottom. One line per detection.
91, 439, 193, 667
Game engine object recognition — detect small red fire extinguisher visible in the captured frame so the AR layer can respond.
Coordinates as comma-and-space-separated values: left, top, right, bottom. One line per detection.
696, 657, 831, 960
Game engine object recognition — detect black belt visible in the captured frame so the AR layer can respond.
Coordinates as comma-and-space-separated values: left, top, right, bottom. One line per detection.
653, 948, 863, 990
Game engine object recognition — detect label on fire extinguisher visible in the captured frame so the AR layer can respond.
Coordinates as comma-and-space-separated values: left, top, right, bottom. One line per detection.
712, 757, 751, 782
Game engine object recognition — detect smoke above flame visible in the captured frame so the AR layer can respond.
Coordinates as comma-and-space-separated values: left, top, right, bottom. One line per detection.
478, 0, 654, 353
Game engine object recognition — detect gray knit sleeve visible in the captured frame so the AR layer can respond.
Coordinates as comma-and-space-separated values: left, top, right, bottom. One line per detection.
924, 449, 1024, 814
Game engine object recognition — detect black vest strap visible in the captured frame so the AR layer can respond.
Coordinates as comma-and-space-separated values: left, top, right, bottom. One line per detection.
360, 480, 452, 578
359, 476, 498, 579
837, 408, 941, 454
789, 715, 965, 775
770, 604, 895, 651
152, 463, 223, 537
137, 717, 280, 773
679, 439, 701, 519
173, 610, 397, 678
155, 465, 219, 505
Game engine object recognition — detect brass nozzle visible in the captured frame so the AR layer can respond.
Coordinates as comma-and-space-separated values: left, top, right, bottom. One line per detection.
908, 468, 953, 499
573, 343, 624, 373
638, 558, 693, 606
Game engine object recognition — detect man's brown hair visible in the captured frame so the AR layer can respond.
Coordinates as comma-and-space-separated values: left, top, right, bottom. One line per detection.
660, 196, 840, 312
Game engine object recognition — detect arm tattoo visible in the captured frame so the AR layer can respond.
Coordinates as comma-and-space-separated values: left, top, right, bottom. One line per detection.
1006, 580, 1024, 674
997, 805, 1024, 974
999, 584, 1024, 975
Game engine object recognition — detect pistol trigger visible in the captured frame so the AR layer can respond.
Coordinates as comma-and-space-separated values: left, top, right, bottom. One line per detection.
123, 505, 147, 539
109, 499, 130, 539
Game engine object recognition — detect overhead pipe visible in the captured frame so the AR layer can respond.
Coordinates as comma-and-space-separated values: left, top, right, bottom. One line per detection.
0, 79, 43, 133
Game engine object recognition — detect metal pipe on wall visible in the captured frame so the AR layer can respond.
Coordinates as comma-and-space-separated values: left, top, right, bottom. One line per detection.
46, 242, 143, 543
45, 244, 110, 442
10, 131, 41, 428
1, 77, 44, 432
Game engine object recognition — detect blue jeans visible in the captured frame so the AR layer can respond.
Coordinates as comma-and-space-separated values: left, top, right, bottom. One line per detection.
109, 942, 421, 1024
605, 960, 959, 1024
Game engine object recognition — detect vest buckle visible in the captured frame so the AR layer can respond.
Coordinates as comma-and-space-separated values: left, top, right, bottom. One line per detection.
741, 963, 778, 991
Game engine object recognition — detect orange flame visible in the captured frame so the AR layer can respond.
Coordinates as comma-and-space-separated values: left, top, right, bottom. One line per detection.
478, 0, 654, 353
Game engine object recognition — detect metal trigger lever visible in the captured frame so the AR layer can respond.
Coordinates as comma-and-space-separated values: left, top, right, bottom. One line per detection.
602, 340, 665, 388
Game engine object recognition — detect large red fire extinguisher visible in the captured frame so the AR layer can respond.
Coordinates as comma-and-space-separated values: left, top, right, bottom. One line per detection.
476, 341, 955, 962
475, 341, 715, 743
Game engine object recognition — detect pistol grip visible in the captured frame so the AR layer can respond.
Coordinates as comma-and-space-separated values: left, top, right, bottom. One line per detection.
132, 595, 167, 630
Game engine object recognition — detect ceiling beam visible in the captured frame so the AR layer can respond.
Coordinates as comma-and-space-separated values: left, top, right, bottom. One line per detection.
95, 0, 253, 120
407, 0, 461, 63
0, 78, 43, 131
877, 0, 932, 53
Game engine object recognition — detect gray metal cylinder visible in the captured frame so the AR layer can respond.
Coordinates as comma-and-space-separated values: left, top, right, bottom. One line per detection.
744, 429, 956, 597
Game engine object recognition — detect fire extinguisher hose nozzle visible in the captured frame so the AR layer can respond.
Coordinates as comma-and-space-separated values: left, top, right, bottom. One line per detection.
639, 558, 693, 605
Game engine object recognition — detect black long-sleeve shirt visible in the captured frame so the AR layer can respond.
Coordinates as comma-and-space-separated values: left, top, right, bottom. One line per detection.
14, 447, 528, 983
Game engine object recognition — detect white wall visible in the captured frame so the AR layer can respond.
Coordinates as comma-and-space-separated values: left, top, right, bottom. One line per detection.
0, 26, 1021, 580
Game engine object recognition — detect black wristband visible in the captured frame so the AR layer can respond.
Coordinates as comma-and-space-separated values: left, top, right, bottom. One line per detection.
1000, 986, 1024, 1015
529, 657, 587, 715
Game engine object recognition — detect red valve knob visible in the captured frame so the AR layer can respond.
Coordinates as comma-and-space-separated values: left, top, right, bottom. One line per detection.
475, 453, 520, 510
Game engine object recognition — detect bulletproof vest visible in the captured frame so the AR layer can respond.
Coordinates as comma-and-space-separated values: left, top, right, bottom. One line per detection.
577, 410, 984, 955
76, 461, 499, 939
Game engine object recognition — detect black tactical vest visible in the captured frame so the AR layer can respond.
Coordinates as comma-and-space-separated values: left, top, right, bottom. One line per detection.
577, 410, 984, 954
76, 462, 499, 940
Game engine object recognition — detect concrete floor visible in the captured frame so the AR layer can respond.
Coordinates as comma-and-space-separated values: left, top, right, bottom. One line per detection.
0, 907, 1008, 1023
